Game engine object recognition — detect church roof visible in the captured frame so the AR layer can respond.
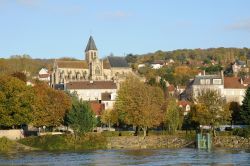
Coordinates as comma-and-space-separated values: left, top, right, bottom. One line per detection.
85, 36, 97, 52
57, 60, 88, 69
107, 56, 129, 68
66, 81, 117, 89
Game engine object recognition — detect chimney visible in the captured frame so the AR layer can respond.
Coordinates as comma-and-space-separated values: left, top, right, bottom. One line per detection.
220, 70, 224, 79
203, 70, 206, 76
90, 80, 93, 84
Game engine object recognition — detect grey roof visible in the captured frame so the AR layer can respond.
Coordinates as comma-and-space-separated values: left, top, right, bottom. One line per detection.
85, 36, 97, 52
193, 75, 223, 85
235, 60, 246, 66
107, 56, 129, 68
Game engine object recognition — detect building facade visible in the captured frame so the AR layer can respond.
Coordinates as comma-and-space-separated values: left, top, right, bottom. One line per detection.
51, 36, 132, 87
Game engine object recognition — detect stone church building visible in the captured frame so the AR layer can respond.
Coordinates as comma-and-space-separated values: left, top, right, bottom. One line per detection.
51, 36, 132, 87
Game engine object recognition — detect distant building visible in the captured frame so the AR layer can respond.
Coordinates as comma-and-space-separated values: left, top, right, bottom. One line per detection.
190, 71, 247, 104
51, 36, 132, 87
38, 68, 50, 84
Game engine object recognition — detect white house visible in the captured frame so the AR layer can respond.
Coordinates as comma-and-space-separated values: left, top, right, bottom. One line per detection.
66, 81, 117, 107
38, 68, 50, 84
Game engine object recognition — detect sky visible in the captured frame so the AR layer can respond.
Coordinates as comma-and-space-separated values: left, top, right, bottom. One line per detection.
0, 0, 250, 59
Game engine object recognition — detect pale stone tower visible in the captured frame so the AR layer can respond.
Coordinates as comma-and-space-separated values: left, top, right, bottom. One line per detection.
85, 36, 104, 80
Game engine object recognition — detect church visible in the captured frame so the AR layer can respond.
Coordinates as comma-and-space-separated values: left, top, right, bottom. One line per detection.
51, 36, 132, 87
51, 36, 132, 108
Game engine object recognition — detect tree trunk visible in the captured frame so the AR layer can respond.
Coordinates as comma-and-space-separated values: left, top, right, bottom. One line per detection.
108, 120, 111, 130
142, 127, 147, 138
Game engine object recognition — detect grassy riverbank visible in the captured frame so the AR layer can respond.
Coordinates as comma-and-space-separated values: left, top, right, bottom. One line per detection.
18, 133, 107, 151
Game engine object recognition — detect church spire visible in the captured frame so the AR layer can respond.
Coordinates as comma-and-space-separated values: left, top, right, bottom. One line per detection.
85, 36, 97, 52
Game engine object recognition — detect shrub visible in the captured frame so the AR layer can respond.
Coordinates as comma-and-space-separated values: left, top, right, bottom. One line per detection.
232, 128, 250, 138
0, 137, 14, 152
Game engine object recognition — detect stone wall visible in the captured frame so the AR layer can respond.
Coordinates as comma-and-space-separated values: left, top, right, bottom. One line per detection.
213, 136, 250, 149
107, 136, 192, 149
0, 130, 24, 140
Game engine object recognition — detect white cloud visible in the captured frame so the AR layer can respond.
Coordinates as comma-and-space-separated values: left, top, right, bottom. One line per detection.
226, 19, 250, 32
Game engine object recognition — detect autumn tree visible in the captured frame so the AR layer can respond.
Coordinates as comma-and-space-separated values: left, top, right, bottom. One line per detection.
32, 82, 71, 128
11, 71, 27, 82
240, 87, 250, 125
115, 75, 164, 137
164, 98, 181, 134
0, 75, 34, 128
100, 109, 118, 130
192, 89, 231, 136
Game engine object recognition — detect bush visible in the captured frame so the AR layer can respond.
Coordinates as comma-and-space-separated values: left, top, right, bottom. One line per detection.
232, 128, 250, 138
0, 137, 14, 152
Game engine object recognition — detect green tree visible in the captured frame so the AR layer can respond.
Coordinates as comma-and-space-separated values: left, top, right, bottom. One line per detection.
241, 87, 250, 125
115, 75, 164, 137
66, 94, 97, 136
192, 89, 231, 136
0, 75, 34, 128
164, 98, 180, 134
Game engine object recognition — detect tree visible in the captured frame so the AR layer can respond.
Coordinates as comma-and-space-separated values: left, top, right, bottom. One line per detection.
164, 98, 180, 134
0, 75, 34, 128
32, 82, 71, 128
11, 72, 27, 82
240, 87, 250, 125
115, 75, 164, 137
192, 89, 231, 136
100, 109, 118, 130
65, 94, 97, 136
229, 102, 242, 125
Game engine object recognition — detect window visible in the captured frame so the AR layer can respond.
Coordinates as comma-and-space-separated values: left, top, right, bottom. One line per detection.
200, 79, 205, 85
205, 79, 210, 84
213, 79, 221, 85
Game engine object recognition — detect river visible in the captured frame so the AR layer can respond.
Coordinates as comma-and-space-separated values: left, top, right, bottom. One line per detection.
0, 148, 250, 165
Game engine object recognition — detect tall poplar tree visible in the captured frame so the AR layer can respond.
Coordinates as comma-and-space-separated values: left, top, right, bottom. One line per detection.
241, 87, 250, 125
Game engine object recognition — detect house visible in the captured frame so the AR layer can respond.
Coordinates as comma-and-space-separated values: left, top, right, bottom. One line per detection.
232, 60, 248, 76
167, 84, 175, 96
150, 60, 165, 69
38, 68, 50, 84
101, 92, 116, 110
51, 36, 132, 87
178, 100, 191, 116
223, 77, 247, 104
65, 80, 117, 101
191, 71, 247, 104
191, 72, 224, 99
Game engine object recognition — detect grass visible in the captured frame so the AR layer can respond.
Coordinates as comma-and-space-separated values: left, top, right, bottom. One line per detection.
18, 133, 107, 151
0, 137, 15, 152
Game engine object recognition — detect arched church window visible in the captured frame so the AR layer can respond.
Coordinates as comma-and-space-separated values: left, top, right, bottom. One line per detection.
91, 52, 93, 59
95, 66, 101, 75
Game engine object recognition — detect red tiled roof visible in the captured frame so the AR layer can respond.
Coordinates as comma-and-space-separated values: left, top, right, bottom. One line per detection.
90, 101, 105, 116
224, 77, 246, 89
178, 100, 190, 107
66, 81, 117, 89
57, 60, 88, 69
243, 77, 250, 85
168, 85, 175, 92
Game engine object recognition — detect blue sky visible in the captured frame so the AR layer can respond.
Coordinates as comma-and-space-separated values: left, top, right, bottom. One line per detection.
0, 0, 250, 59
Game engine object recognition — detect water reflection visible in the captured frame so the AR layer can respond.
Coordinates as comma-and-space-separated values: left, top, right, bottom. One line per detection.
0, 148, 249, 166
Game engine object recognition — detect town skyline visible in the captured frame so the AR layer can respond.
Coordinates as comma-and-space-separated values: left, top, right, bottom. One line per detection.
1, 0, 250, 59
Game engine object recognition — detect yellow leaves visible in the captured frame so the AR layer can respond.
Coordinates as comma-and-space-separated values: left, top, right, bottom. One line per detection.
115, 75, 164, 128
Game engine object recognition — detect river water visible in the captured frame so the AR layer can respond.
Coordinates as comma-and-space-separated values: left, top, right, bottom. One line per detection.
0, 148, 249, 166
